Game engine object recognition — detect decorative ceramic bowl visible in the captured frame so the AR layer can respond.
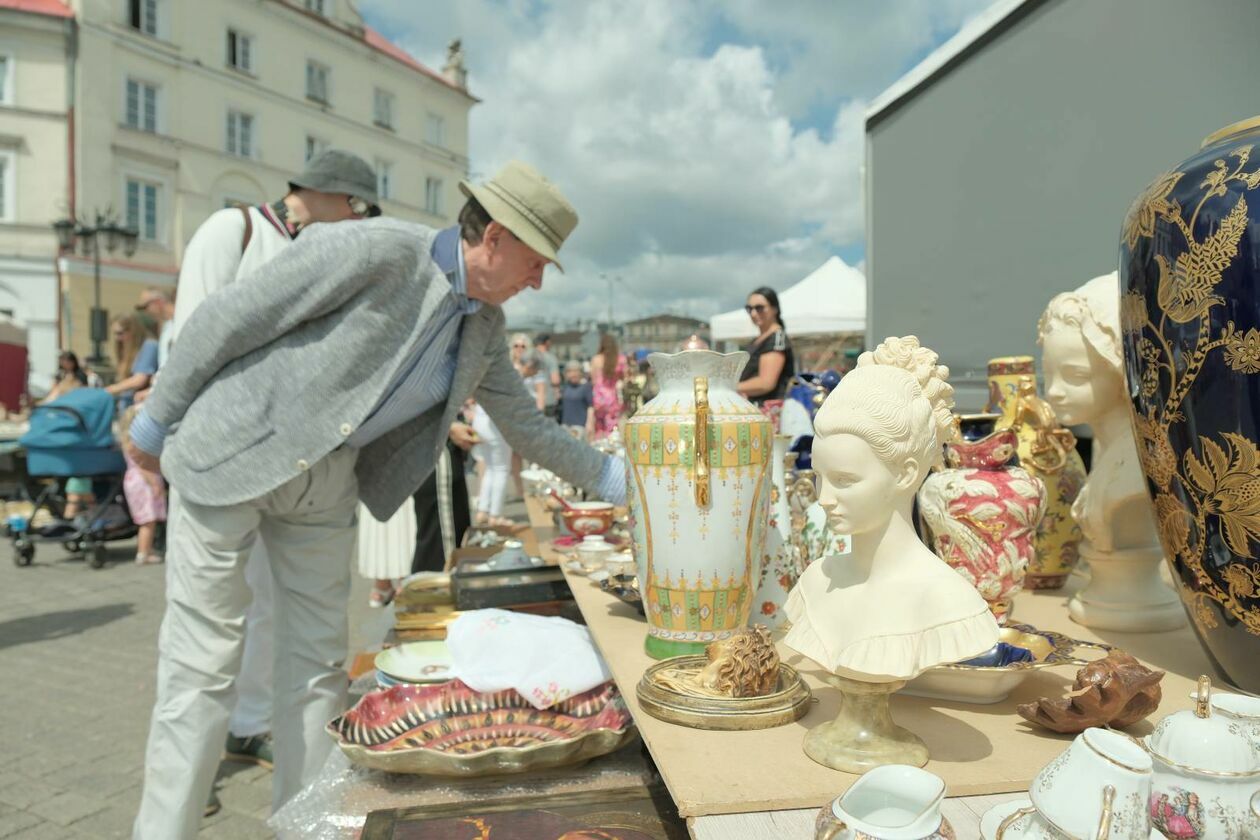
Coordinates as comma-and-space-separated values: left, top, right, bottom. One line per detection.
599, 573, 644, 614
902, 624, 1111, 704
328, 679, 635, 776
559, 502, 615, 537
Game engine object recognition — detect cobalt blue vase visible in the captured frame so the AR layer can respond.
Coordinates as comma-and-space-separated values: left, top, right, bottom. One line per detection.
1119, 116, 1260, 693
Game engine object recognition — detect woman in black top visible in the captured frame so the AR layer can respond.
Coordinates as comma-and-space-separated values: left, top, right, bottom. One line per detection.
737, 286, 794, 404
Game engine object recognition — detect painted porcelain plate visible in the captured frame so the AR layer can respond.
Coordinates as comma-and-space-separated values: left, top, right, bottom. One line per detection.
374, 641, 454, 685
327, 679, 636, 776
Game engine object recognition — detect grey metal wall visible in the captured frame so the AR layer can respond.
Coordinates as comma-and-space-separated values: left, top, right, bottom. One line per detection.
865, 0, 1260, 411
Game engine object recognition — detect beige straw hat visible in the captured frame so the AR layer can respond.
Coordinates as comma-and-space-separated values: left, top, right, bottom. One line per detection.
459, 161, 578, 271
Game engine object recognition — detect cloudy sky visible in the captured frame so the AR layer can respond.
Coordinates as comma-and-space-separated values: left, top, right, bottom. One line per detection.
361, 0, 996, 327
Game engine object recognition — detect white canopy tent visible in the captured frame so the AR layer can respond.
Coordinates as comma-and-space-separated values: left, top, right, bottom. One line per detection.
709, 256, 866, 343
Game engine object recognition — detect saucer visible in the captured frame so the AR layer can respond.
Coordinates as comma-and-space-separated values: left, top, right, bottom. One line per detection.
980, 799, 1160, 840
374, 641, 454, 684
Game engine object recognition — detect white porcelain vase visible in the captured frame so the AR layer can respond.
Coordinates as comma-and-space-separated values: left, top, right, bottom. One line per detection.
625, 350, 772, 659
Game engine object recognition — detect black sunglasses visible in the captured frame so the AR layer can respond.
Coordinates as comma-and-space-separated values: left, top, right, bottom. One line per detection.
745, 304, 768, 314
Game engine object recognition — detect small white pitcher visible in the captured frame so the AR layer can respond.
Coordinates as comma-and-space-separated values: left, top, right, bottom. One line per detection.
815, 765, 954, 840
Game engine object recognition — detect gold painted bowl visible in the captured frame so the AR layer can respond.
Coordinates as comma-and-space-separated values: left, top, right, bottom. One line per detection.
902, 623, 1112, 705
636, 656, 812, 730
327, 679, 636, 776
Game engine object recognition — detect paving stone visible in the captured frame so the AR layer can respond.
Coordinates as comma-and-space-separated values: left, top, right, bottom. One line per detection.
0, 811, 41, 839
24, 792, 107, 827
196, 813, 275, 839
0, 780, 62, 810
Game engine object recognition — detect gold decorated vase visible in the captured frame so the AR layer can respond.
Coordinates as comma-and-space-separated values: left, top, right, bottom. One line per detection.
625, 350, 772, 659
986, 356, 1086, 589
1120, 116, 1260, 693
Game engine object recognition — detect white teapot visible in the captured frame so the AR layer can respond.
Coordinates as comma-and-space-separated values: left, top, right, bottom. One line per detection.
1145, 677, 1260, 840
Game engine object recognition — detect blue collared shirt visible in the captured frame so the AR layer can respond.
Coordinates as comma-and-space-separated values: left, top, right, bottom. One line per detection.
345, 226, 480, 448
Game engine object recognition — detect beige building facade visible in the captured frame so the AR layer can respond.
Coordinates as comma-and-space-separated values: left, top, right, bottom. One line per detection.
0, 0, 474, 386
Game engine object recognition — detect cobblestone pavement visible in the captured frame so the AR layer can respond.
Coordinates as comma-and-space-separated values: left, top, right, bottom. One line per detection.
0, 532, 382, 839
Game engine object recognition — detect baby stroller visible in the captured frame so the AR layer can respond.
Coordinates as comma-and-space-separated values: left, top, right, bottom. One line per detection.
9, 387, 137, 568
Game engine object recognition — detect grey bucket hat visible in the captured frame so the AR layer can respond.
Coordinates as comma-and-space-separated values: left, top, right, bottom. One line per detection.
289, 149, 381, 215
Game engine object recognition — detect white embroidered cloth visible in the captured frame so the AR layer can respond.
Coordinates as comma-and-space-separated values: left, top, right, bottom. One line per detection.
445, 609, 612, 709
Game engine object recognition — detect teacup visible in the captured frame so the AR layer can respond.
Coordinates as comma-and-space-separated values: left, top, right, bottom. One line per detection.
1030, 728, 1152, 840
559, 501, 615, 536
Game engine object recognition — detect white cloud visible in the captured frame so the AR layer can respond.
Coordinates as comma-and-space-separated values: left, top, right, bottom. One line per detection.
360, 0, 994, 327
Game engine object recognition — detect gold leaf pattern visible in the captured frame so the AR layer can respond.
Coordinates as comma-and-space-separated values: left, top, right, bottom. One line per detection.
1134, 414, 1178, 490
1184, 433, 1260, 559
1122, 171, 1183, 250
1154, 493, 1192, 559
1155, 195, 1247, 323
1223, 563, 1260, 600
1222, 323, 1260, 373
1119, 291, 1148, 336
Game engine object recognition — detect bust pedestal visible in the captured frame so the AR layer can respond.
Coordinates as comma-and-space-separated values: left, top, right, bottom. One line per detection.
802, 675, 929, 773
1068, 543, 1183, 632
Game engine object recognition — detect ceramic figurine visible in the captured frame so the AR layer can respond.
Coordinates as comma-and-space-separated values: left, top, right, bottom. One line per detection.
1039, 272, 1185, 632
918, 426, 1046, 624
652, 624, 781, 700
987, 356, 1088, 589
1120, 116, 1260, 693
1145, 677, 1260, 840
785, 336, 999, 772
815, 765, 956, 840
625, 350, 772, 659
1016, 650, 1164, 734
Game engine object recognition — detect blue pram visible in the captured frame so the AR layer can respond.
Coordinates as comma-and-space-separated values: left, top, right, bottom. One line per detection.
8, 388, 137, 568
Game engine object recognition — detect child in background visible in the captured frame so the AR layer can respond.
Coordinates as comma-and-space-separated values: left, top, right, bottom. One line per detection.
119, 406, 166, 565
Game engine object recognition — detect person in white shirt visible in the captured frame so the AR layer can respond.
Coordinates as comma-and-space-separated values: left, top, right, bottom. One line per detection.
148, 149, 380, 822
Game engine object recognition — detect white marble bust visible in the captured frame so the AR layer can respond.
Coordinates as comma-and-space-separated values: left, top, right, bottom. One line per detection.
1039, 272, 1156, 553
784, 337, 999, 682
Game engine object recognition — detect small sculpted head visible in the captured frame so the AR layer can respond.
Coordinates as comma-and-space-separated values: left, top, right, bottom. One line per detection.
812, 336, 956, 535
1038, 272, 1124, 427
696, 625, 779, 698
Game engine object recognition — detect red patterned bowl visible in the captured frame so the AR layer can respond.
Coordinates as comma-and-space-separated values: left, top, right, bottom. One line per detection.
558, 501, 615, 536
326, 679, 636, 776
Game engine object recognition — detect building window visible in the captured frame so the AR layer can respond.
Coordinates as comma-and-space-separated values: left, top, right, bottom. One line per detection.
373, 87, 394, 129
0, 56, 11, 106
227, 29, 253, 73
129, 0, 158, 36
304, 0, 326, 14
0, 151, 13, 221
306, 60, 329, 104
424, 177, 443, 215
375, 160, 393, 201
226, 110, 254, 157
304, 135, 327, 162
126, 178, 159, 241
425, 112, 445, 147
124, 78, 158, 133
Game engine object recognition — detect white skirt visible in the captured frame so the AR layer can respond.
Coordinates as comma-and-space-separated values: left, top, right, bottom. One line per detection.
355, 501, 416, 581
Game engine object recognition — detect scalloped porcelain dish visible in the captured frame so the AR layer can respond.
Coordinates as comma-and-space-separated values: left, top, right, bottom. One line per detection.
327, 679, 636, 776
902, 624, 1111, 704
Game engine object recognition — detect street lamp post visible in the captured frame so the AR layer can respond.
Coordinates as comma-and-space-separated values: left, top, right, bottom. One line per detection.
52, 211, 138, 367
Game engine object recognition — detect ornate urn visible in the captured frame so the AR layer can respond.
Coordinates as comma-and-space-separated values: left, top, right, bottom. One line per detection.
918, 427, 1047, 624
625, 351, 772, 659
1119, 116, 1260, 693
987, 356, 1087, 589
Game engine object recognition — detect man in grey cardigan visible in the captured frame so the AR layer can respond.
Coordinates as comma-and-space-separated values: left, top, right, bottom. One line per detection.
129, 161, 626, 839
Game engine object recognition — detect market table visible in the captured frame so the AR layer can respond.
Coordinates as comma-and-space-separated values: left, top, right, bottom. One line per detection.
525, 497, 1218, 839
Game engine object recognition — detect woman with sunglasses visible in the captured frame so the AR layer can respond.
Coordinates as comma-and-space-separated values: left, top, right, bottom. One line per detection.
736, 286, 795, 405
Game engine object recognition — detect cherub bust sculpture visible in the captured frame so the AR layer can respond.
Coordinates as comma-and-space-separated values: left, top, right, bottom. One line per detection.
1039, 273, 1182, 631
785, 336, 999, 771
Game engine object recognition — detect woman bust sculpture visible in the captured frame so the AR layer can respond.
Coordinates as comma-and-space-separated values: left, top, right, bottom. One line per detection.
784, 337, 999, 771
785, 336, 998, 682
1039, 273, 1182, 631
